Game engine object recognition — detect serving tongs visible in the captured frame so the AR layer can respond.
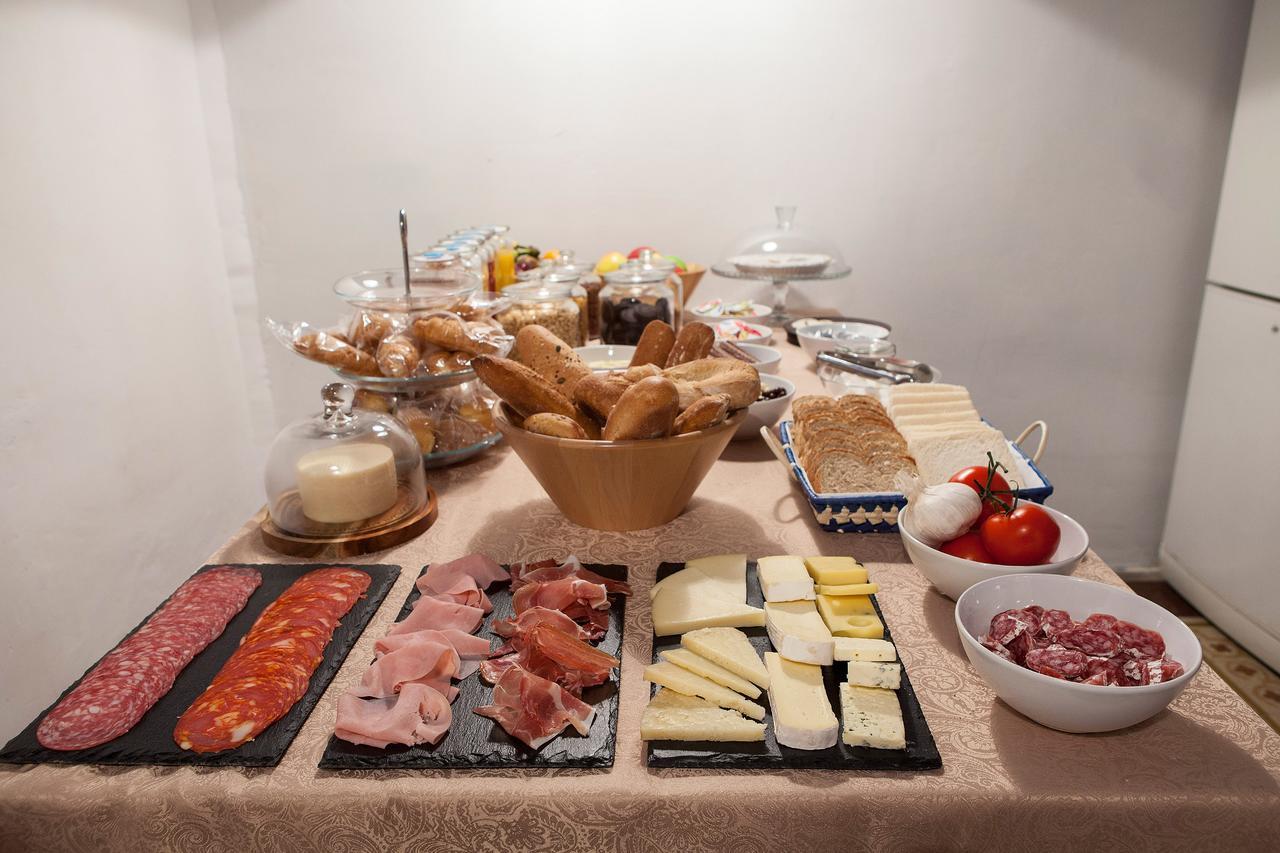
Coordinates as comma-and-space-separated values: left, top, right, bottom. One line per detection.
818, 351, 922, 385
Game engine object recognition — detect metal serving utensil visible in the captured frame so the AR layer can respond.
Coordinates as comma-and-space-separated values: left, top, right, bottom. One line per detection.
817, 351, 916, 385
399, 209, 411, 298
830, 348, 937, 383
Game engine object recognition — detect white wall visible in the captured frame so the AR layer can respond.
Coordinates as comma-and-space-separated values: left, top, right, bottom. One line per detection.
0, 0, 265, 739
210, 0, 1249, 567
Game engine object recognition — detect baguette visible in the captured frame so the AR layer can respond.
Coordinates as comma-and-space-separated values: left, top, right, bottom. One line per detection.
665, 322, 715, 367
629, 320, 676, 368
471, 355, 576, 420
512, 325, 591, 397
574, 372, 633, 421
603, 376, 679, 440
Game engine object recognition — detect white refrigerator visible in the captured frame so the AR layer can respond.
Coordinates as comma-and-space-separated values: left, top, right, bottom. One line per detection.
1160, 0, 1280, 670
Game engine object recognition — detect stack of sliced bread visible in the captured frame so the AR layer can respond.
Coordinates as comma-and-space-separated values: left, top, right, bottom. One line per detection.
790, 395, 917, 495
886, 383, 1032, 486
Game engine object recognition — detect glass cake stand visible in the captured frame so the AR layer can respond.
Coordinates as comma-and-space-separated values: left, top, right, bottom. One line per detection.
711, 206, 851, 327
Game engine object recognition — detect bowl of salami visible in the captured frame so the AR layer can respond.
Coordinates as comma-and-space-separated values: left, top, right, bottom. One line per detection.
954, 574, 1201, 733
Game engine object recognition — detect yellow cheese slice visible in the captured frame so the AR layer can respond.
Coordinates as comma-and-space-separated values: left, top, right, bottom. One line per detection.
643, 661, 766, 720
803, 556, 869, 586
680, 627, 770, 689
651, 584, 765, 637
640, 689, 766, 742
816, 594, 884, 639
685, 554, 748, 601
814, 582, 879, 596
649, 562, 742, 604
660, 647, 762, 699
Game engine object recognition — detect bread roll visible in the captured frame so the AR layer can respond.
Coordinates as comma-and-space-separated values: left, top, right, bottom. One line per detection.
662, 357, 760, 410
512, 325, 591, 397
524, 413, 588, 440
629, 320, 676, 368
665, 321, 715, 367
673, 393, 730, 435
573, 372, 633, 422
471, 355, 576, 419
603, 376, 679, 441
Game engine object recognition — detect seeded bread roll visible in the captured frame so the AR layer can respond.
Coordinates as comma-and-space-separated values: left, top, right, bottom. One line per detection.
673, 393, 731, 435
471, 355, 576, 420
665, 321, 715, 367
603, 376, 680, 441
629, 320, 676, 368
524, 413, 588, 440
512, 325, 591, 397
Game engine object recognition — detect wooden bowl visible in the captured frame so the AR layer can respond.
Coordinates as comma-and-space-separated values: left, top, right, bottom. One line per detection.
494, 406, 745, 531
676, 264, 707, 304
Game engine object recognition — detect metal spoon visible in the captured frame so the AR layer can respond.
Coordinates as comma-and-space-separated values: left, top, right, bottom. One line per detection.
399, 209, 411, 299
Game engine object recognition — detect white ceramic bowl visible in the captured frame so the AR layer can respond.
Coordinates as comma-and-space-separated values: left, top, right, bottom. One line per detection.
900, 503, 1088, 601
689, 301, 772, 322
954, 573, 1202, 733
712, 319, 772, 343
574, 344, 636, 372
796, 321, 891, 362
734, 342, 781, 374
733, 374, 794, 441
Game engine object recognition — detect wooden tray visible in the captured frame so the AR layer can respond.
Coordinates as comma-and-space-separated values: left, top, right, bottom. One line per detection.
261, 486, 438, 557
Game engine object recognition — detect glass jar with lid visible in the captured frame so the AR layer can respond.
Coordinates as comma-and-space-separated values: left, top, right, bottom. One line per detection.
494, 278, 584, 346
552, 251, 604, 341
600, 263, 675, 345
263, 383, 428, 544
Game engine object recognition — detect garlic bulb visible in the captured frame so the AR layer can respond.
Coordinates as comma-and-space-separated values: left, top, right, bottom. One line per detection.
898, 473, 982, 547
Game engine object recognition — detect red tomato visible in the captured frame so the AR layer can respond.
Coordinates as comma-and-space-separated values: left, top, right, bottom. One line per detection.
980, 504, 1061, 566
950, 465, 1014, 526
939, 532, 994, 563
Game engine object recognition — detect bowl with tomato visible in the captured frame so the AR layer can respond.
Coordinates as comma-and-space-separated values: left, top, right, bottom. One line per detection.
900, 500, 1089, 601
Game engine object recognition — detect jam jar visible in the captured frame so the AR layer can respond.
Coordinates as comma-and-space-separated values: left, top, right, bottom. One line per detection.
599, 263, 675, 345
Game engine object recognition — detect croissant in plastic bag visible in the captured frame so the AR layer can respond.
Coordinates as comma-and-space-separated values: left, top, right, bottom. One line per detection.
268, 318, 380, 376
411, 311, 512, 358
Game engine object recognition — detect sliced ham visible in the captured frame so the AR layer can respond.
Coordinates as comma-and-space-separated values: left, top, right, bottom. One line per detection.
388, 595, 484, 637
509, 556, 632, 596
473, 665, 596, 749
422, 574, 493, 614
335, 682, 453, 748
376, 629, 492, 680
417, 554, 509, 597
352, 635, 461, 702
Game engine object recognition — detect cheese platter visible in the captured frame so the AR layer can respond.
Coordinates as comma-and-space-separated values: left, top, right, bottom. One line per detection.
644, 555, 941, 770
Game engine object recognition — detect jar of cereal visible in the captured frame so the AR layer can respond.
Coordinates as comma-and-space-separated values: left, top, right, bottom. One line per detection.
495, 279, 583, 346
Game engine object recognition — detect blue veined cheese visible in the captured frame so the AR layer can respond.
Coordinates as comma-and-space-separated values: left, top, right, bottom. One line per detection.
845, 660, 902, 690
833, 637, 897, 662
764, 652, 839, 750
756, 555, 815, 602
839, 684, 906, 750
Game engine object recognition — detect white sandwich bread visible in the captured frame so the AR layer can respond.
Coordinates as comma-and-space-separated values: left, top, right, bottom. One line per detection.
764, 652, 839, 751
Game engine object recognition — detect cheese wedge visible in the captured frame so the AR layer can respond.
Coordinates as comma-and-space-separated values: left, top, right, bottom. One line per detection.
643, 661, 766, 720
649, 559, 743, 604
681, 627, 770, 689
651, 582, 765, 637
756, 555, 815, 602
764, 601, 834, 665
833, 637, 897, 662
764, 652, 838, 750
840, 684, 906, 750
845, 660, 902, 690
803, 556, 868, 586
640, 689, 766, 742
660, 648, 762, 699
815, 582, 879, 597
816, 594, 884, 639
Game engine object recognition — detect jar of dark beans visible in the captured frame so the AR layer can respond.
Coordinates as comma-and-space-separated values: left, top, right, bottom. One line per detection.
600, 263, 675, 345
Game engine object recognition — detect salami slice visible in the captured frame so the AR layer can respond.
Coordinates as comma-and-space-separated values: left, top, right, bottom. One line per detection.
1040, 609, 1073, 642
1115, 620, 1166, 659
36, 567, 261, 751
1055, 625, 1122, 658
1023, 645, 1088, 680
174, 568, 370, 753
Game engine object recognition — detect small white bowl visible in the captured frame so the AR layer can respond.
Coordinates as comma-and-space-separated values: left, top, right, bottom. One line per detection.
574, 343, 636, 372
954, 573, 1202, 733
690, 301, 772, 322
733, 374, 794, 440
796, 321, 891, 362
712, 319, 772, 343
900, 503, 1088, 601
733, 342, 781, 374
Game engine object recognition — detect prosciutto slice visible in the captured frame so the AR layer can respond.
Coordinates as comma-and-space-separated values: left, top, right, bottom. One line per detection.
473, 665, 595, 749
512, 578, 611, 639
417, 554, 509, 596
479, 624, 618, 694
376, 629, 492, 680
490, 606, 592, 642
352, 634, 461, 702
509, 557, 632, 596
335, 682, 453, 748
388, 595, 484, 637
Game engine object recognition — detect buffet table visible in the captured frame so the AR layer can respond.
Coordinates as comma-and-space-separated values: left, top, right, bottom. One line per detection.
2, 336, 1279, 853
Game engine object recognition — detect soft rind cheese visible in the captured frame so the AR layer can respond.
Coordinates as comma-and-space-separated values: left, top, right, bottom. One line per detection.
660, 648, 762, 699
840, 684, 906, 750
764, 601, 834, 665
845, 660, 902, 690
816, 594, 885, 639
640, 689, 766, 742
680, 627, 770, 689
803, 556, 869, 586
642, 661, 766, 720
757, 555, 815, 602
651, 582, 765, 637
815, 582, 879, 597
833, 637, 897, 662
764, 652, 838, 751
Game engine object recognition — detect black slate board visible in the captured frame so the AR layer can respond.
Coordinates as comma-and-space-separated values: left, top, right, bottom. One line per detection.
0, 563, 399, 768
647, 560, 942, 771
318, 562, 627, 770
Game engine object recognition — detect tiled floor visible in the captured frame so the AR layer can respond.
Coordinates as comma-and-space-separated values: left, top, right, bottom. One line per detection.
1130, 581, 1280, 734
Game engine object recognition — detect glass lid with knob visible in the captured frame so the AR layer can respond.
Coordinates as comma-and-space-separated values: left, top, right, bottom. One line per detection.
716, 205, 849, 278
333, 266, 480, 312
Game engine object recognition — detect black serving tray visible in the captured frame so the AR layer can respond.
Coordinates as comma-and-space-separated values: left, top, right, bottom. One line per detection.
647, 560, 941, 771
0, 563, 400, 768
318, 562, 627, 770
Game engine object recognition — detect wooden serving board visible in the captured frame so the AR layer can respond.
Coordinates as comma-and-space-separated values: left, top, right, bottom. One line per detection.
0, 563, 400, 767
646, 561, 942, 771
318, 562, 627, 770
261, 486, 438, 558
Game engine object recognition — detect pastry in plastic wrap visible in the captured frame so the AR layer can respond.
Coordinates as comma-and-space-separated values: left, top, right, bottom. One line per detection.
375, 334, 420, 378
292, 330, 380, 376
348, 310, 397, 353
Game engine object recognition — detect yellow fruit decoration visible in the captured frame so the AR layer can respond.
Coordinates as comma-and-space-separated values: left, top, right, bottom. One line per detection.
542, 248, 561, 261
596, 251, 626, 275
